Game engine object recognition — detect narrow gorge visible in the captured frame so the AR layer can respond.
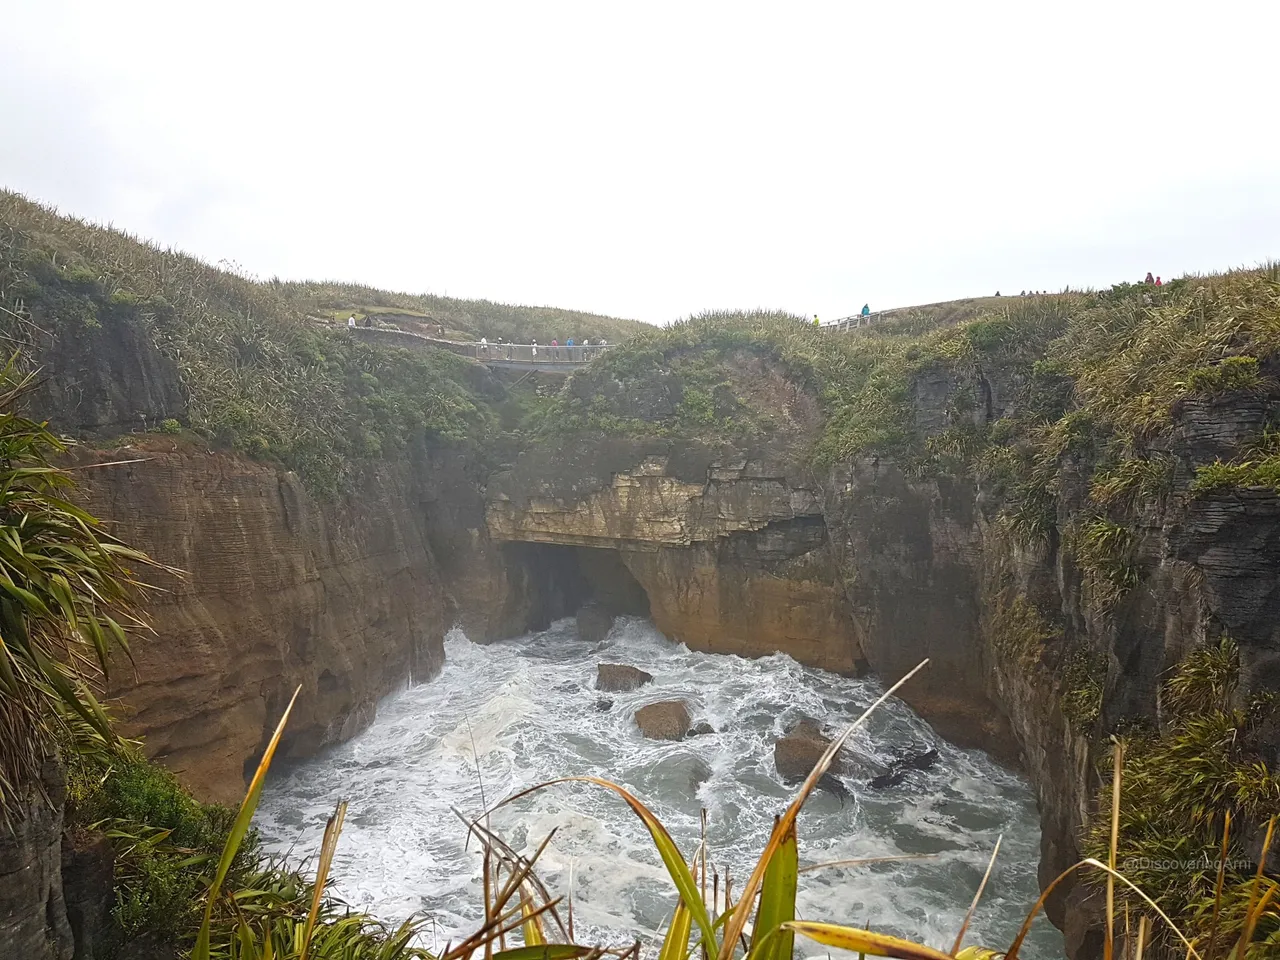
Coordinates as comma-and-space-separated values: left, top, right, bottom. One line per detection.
1, 193, 1277, 960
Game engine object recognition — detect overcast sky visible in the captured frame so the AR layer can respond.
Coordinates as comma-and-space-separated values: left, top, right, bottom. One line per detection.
4, 1, 1278, 324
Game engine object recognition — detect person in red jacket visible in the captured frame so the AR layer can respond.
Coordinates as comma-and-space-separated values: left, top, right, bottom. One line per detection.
1155, 276, 1163, 286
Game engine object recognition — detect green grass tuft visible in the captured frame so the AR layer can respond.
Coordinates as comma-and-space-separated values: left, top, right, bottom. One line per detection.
1086, 640, 1280, 954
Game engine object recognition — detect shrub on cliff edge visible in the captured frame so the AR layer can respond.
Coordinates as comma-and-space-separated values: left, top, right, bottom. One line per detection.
1087, 640, 1280, 955
0, 360, 163, 822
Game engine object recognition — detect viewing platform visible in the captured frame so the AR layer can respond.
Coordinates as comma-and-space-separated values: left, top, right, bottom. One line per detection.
341, 325, 610, 373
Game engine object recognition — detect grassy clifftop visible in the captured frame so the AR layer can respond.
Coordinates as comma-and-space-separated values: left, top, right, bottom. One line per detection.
0, 191, 636, 493
546, 267, 1280, 496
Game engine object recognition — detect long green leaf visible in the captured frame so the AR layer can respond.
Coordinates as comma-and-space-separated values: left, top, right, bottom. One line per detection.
0, 633, 19, 695
31, 643, 113, 739
659, 898, 695, 960
193, 685, 301, 960
750, 818, 796, 960
495, 776, 718, 957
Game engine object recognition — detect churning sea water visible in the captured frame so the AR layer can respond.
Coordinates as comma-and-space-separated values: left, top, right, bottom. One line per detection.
255, 617, 1063, 957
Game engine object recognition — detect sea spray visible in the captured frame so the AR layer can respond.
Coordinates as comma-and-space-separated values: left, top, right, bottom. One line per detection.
256, 617, 1062, 956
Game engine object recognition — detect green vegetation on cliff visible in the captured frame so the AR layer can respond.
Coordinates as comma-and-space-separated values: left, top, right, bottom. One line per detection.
64, 735, 426, 958
0, 191, 635, 495
286, 279, 647, 344
551, 267, 1280, 490
1086, 641, 1279, 955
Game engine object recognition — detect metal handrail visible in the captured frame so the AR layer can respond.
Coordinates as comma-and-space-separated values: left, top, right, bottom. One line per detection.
819, 313, 879, 332
471, 343, 611, 363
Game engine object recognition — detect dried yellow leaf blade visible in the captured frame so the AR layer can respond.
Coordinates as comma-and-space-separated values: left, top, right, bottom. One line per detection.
782, 921, 955, 960
520, 886, 546, 947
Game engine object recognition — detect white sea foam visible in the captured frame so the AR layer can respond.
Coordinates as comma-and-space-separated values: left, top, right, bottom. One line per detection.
255, 617, 1063, 956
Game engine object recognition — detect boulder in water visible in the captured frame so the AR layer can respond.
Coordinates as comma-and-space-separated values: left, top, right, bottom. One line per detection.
594, 697, 613, 712
774, 718, 844, 781
635, 700, 691, 740
689, 721, 716, 736
596, 663, 653, 692
577, 602, 615, 645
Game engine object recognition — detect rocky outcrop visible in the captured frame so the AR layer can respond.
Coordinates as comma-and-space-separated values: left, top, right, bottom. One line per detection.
774, 719, 841, 781
60, 832, 114, 960
578, 604, 616, 645
596, 663, 652, 692
821, 462, 1020, 761
487, 442, 863, 674
635, 700, 691, 740
487, 440, 821, 549
21, 304, 186, 438
621, 519, 860, 673
817, 384, 1280, 943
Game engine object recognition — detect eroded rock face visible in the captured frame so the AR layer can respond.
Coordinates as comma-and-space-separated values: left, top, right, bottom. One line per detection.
73, 445, 453, 805
596, 663, 653, 692
487, 441, 863, 674
60, 831, 114, 960
578, 604, 616, 645
821, 461, 1020, 762
487, 440, 822, 549
0, 759, 72, 960
635, 700, 691, 740
621, 518, 861, 674
818, 385, 1280, 948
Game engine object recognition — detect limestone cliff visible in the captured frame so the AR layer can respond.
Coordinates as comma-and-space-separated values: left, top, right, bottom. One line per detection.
72, 442, 451, 804
818, 379, 1280, 948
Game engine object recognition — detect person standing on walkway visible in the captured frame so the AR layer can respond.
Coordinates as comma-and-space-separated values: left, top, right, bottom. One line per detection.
348, 315, 356, 328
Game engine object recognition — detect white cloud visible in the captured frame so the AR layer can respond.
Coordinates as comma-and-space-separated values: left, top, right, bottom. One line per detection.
3, 0, 1277, 323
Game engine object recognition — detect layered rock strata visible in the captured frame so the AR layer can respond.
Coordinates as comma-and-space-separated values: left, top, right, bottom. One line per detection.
487, 442, 863, 674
